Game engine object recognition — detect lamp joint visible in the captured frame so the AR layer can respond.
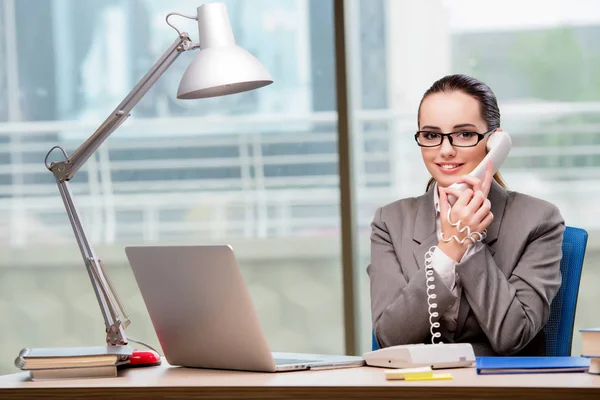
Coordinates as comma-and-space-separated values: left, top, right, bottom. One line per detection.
178, 41, 194, 52
106, 322, 128, 346
49, 160, 74, 182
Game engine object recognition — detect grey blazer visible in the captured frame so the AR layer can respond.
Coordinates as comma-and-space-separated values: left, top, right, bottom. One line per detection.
368, 181, 565, 356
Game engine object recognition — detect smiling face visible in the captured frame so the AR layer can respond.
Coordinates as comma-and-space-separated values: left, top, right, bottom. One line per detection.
418, 90, 489, 188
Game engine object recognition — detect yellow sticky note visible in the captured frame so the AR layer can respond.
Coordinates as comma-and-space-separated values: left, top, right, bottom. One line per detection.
385, 367, 453, 381
385, 367, 433, 380
405, 373, 453, 381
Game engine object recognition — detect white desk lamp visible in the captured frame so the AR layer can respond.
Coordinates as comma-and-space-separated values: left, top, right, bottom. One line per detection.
42, 2, 272, 359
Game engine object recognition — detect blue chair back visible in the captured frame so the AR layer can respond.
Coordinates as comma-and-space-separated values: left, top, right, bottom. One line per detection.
371, 226, 588, 354
544, 226, 588, 356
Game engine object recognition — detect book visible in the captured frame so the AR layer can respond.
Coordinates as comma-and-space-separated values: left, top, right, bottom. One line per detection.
580, 328, 600, 357
14, 346, 132, 371
476, 356, 590, 375
29, 365, 117, 381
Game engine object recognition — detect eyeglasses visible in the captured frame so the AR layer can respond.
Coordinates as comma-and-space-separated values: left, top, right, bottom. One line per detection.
414, 127, 496, 148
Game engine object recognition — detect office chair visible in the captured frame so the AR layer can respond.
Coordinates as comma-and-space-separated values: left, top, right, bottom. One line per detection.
544, 225, 588, 356
371, 226, 588, 355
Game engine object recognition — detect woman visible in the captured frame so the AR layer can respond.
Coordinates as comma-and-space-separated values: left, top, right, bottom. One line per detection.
368, 74, 564, 356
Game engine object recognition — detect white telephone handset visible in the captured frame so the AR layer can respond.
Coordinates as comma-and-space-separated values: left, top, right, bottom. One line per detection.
447, 130, 512, 205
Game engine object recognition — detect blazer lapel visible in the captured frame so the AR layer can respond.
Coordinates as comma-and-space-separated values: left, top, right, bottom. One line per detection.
454, 180, 509, 336
412, 186, 438, 270
480, 180, 509, 254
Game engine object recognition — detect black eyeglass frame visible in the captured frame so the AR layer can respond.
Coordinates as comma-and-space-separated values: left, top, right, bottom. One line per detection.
414, 127, 497, 148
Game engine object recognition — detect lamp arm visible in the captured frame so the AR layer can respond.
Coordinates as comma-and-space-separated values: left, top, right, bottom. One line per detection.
47, 33, 194, 180
45, 33, 194, 346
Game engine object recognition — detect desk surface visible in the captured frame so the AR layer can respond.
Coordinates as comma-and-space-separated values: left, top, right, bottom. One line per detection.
1, 363, 600, 400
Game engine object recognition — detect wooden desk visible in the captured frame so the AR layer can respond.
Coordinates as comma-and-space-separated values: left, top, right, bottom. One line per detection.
1, 363, 599, 399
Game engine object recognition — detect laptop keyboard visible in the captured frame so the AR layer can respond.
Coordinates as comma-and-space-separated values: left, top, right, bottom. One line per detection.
274, 358, 319, 365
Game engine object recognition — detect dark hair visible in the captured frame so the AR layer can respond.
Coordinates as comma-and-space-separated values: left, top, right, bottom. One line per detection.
418, 74, 507, 191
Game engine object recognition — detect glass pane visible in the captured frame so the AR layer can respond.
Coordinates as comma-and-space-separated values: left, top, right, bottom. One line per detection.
0, 0, 343, 375
350, 0, 600, 354
0, 4, 6, 123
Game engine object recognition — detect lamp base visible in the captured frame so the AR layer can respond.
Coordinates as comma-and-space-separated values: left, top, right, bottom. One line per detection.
125, 349, 162, 367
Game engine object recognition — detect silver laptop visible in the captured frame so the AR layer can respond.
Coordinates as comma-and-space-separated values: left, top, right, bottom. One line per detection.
125, 244, 364, 372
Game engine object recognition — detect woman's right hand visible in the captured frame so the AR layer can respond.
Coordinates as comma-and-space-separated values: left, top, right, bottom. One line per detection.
437, 160, 495, 262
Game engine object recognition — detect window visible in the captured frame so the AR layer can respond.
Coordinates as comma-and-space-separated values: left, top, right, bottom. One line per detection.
0, 0, 344, 374
350, 0, 600, 354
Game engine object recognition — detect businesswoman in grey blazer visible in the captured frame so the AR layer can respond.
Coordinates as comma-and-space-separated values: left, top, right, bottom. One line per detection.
368, 74, 565, 356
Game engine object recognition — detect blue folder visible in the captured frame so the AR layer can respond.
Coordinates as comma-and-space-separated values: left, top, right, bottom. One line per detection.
476, 356, 590, 375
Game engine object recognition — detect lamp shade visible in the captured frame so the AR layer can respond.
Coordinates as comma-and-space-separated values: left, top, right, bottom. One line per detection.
177, 3, 273, 99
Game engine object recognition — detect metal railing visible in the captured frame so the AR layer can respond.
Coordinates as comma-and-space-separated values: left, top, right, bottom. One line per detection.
1, 103, 600, 247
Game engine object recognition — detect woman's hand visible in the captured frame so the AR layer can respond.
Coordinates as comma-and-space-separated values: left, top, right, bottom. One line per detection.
437, 160, 495, 262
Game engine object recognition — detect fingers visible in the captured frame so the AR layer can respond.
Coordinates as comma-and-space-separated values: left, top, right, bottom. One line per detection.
443, 187, 473, 211
441, 187, 473, 236
463, 189, 486, 216
455, 174, 482, 193
442, 185, 493, 242
472, 197, 492, 225
439, 186, 449, 217
445, 188, 485, 224
454, 160, 495, 197
476, 210, 494, 233
482, 159, 494, 197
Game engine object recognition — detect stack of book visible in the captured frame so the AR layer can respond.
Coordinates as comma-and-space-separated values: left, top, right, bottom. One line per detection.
14, 346, 132, 381
581, 328, 600, 374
